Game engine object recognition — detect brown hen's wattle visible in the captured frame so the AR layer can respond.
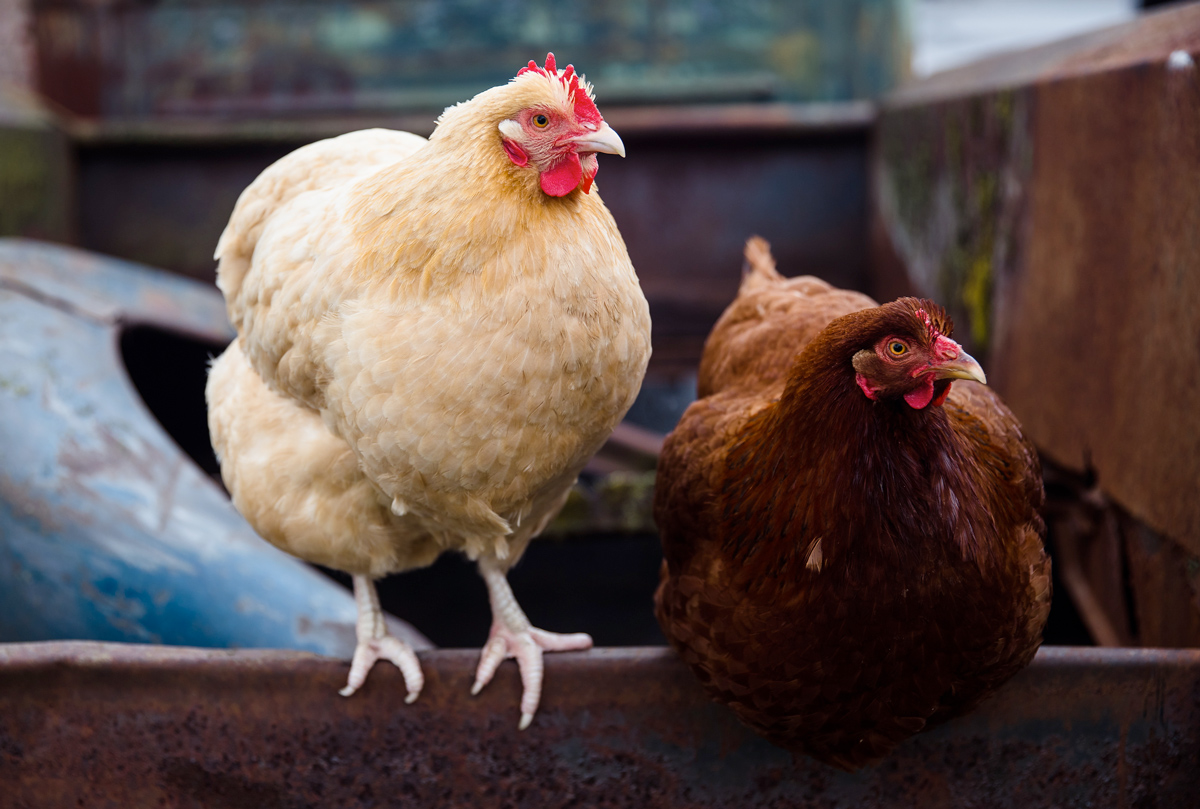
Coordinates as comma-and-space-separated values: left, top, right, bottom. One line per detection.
654, 237, 1051, 770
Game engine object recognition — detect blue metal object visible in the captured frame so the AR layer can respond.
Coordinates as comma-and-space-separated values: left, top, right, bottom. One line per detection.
0, 238, 428, 655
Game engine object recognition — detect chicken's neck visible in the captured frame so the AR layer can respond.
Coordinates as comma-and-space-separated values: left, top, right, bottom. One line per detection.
344, 131, 618, 302
721, 347, 991, 578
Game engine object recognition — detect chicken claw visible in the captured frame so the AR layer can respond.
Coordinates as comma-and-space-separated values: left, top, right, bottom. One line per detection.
474, 557, 592, 729
339, 574, 424, 703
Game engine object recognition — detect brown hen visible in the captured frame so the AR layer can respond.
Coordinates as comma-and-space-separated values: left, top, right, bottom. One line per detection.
654, 237, 1050, 769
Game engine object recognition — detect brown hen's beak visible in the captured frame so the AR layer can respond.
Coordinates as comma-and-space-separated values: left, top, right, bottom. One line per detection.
933, 350, 987, 385
569, 122, 626, 157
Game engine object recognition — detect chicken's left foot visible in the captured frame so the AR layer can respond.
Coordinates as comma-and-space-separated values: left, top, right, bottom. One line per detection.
339, 574, 424, 702
473, 557, 592, 729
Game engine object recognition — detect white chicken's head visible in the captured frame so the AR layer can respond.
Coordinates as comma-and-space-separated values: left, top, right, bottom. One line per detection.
495, 53, 625, 197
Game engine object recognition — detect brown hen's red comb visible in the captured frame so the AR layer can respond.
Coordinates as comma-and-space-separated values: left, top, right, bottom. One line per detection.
517, 52, 603, 126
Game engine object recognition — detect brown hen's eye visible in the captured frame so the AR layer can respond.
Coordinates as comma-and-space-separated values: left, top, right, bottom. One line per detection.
533, 114, 549, 128
888, 341, 908, 357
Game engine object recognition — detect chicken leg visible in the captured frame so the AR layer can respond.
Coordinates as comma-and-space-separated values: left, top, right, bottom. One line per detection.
471, 555, 593, 729
339, 574, 424, 703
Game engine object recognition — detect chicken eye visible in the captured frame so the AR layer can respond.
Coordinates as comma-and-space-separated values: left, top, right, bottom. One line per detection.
888, 341, 908, 357
533, 114, 550, 128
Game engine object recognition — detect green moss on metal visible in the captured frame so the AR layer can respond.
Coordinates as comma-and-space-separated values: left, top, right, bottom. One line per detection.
878, 88, 1031, 357
0, 127, 71, 241
881, 107, 937, 239
546, 471, 657, 537
962, 253, 993, 349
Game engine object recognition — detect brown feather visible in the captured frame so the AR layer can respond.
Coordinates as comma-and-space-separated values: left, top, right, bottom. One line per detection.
654, 237, 1050, 770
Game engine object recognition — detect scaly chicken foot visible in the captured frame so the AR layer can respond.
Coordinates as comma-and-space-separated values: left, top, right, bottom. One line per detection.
473, 556, 593, 730
339, 574, 424, 703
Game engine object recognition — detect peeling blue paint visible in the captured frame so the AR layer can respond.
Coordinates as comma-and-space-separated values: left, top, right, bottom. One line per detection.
0, 240, 419, 656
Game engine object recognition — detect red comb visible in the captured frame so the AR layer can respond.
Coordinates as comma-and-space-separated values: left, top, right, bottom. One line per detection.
517, 52, 603, 126
914, 304, 953, 340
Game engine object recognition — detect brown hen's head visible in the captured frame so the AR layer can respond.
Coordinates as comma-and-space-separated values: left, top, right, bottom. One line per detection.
848, 298, 986, 409
496, 53, 625, 197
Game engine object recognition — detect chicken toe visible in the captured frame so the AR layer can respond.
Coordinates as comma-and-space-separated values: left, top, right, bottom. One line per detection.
339, 574, 424, 702
473, 557, 592, 729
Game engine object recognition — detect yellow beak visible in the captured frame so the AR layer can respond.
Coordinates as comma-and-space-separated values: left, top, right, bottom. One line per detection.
933, 350, 987, 385
570, 122, 626, 157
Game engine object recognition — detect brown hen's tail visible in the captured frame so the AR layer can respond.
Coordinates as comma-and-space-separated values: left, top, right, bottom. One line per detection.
740, 235, 784, 294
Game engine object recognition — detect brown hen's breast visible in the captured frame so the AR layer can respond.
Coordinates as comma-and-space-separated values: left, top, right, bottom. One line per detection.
655, 520, 1049, 770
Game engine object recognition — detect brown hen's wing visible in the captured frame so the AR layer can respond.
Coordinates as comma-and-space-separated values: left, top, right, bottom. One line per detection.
698, 236, 877, 399
654, 393, 755, 572
657, 236, 875, 577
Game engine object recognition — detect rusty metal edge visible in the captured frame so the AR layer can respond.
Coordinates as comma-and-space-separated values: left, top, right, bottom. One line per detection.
885, 2, 1200, 108
6, 639, 1199, 669
59, 101, 876, 146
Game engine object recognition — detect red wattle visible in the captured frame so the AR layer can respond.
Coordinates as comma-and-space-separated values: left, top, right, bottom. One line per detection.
931, 382, 953, 407
904, 376, 936, 409
579, 153, 598, 194
539, 153, 583, 197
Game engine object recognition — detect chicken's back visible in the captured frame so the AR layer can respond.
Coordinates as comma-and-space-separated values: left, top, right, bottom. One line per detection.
697, 236, 876, 400
214, 129, 428, 303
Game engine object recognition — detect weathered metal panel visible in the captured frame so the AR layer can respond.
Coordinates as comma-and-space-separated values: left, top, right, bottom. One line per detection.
30, 0, 907, 119
871, 3, 1200, 557
0, 239, 429, 655
1122, 511, 1200, 648
1, 641, 1197, 808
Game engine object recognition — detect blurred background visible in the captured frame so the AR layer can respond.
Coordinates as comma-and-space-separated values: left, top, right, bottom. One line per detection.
1, 0, 1197, 655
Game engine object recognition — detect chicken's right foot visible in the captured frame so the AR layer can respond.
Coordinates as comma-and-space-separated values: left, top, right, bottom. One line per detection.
339, 574, 424, 703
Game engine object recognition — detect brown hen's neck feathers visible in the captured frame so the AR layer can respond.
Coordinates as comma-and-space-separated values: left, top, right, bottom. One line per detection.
721, 310, 996, 582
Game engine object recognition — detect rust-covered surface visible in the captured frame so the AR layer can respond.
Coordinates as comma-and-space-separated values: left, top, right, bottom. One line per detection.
2, 641, 1198, 808
871, 4, 1200, 562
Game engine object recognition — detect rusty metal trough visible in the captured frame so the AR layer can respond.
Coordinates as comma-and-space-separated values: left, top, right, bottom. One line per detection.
2, 642, 1198, 808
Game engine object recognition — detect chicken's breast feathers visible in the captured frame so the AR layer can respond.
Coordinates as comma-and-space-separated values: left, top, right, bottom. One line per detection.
207, 340, 442, 576
215, 129, 428, 302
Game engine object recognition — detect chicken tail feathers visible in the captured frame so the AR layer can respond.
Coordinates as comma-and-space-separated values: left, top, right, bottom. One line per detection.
740, 235, 783, 294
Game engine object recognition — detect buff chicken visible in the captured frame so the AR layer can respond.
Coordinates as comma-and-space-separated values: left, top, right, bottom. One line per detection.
206, 54, 651, 729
